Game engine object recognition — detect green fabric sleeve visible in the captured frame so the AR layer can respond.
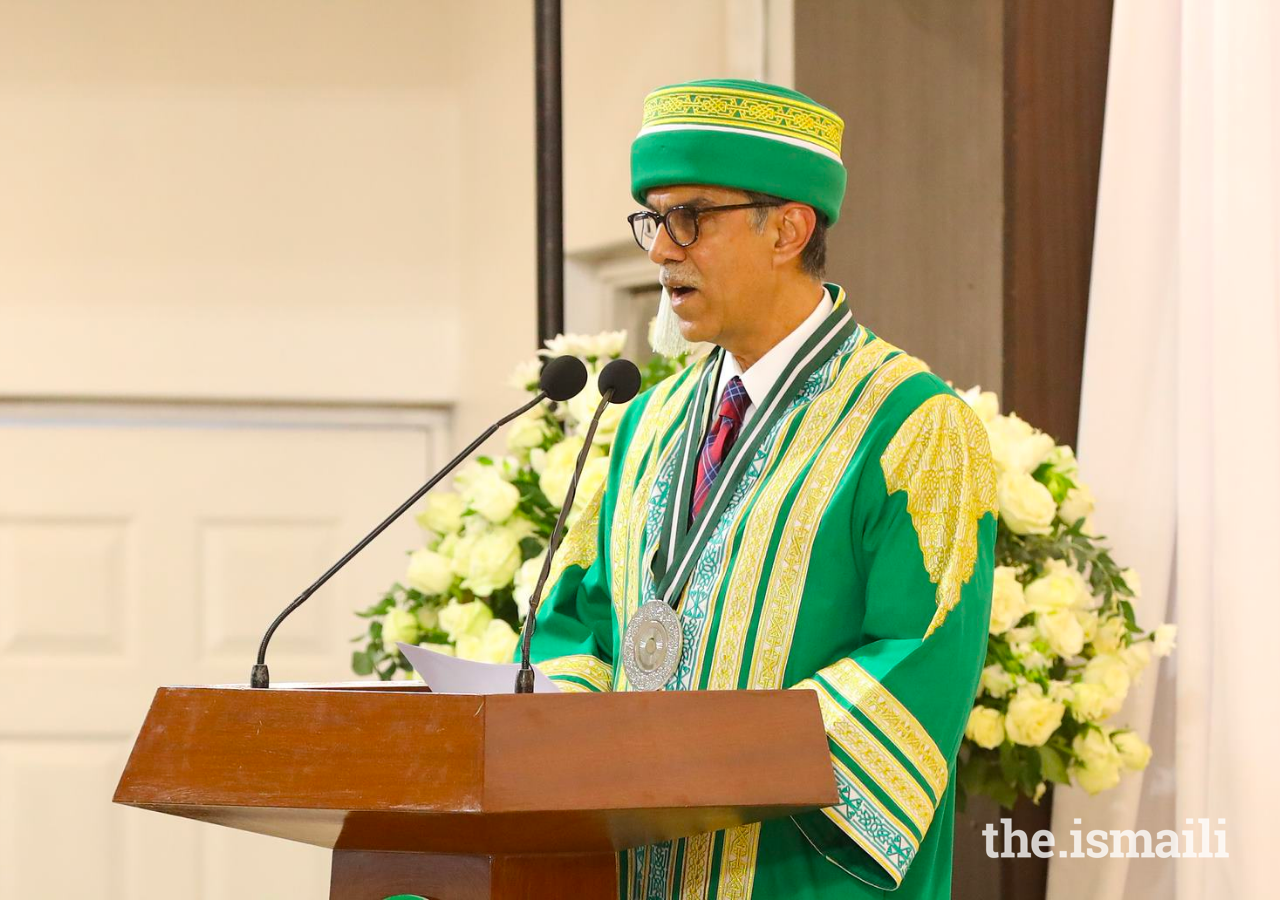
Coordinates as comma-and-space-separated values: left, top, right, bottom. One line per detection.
790, 386, 997, 890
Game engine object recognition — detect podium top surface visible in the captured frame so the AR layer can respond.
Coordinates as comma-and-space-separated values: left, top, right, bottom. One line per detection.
114, 685, 837, 854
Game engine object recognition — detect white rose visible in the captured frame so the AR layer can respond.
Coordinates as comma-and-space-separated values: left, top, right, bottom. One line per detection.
508, 358, 542, 391
1033, 782, 1047, 804
465, 470, 521, 524
542, 331, 619, 359
989, 566, 1029, 634
1092, 615, 1128, 654
980, 664, 1015, 699
965, 707, 1006, 749
1121, 641, 1152, 679
1004, 685, 1066, 747
507, 409, 551, 452
1037, 609, 1085, 658
567, 369, 630, 445
406, 548, 454, 595
1083, 653, 1131, 706
415, 606, 439, 631
513, 551, 547, 620
416, 491, 466, 535
1024, 560, 1090, 613
1044, 445, 1079, 479
998, 471, 1057, 535
451, 461, 488, 494
448, 529, 481, 579
1072, 728, 1122, 794
572, 456, 611, 515
958, 385, 1000, 423
986, 413, 1055, 475
539, 437, 604, 508
460, 527, 523, 596
1021, 650, 1051, 671
1076, 609, 1099, 643
1047, 680, 1076, 704
1070, 682, 1120, 722
1112, 730, 1153, 771
1153, 624, 1177, 657
382, 607, 421, 651
455, 619, 521, 664
437, 598, 494, 642
1058, 483, 1096, 525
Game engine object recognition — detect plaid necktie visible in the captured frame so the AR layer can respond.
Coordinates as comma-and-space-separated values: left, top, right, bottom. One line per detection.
690, 375, 751, 522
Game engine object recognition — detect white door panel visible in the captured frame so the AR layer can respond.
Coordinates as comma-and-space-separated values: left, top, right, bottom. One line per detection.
0, 411, 445, 898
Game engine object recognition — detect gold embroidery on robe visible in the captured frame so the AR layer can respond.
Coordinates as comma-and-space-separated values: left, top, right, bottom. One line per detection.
538, 654, 613, 693
880, 394, 998, 638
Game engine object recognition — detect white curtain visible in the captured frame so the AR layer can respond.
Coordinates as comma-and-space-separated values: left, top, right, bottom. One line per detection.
1047, 1, 1280, 898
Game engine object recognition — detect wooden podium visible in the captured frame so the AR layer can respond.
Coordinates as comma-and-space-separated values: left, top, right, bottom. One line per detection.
114, 684, 838, 899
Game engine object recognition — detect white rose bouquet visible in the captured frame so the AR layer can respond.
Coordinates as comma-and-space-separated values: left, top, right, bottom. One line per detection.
350, 331, 683, 678
956, 387, 1176, 808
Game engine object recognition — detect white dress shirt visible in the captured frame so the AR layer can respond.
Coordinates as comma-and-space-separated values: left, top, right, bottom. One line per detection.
713, 287, 835, 426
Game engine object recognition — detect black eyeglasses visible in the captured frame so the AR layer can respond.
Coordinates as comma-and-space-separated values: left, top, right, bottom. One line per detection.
627, 201, 784, 251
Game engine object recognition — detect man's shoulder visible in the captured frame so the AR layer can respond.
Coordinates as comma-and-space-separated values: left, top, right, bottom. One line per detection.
844, 331, 983, 445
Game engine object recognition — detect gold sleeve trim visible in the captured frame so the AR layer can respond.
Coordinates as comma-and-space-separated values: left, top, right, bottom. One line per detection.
538, 654, 613, 693
880, 394, 998, 638
820, 658, 948, 802
799, 679, 936, 837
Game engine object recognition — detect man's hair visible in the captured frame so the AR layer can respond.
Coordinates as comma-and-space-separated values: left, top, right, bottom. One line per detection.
742, 189, 829, 279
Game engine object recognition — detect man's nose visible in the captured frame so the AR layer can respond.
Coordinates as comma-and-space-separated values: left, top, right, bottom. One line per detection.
647, 221, 685, 266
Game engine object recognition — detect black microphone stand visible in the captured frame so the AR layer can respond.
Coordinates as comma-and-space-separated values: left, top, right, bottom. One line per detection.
513, 392, 612, 693
250, 392, 549, 689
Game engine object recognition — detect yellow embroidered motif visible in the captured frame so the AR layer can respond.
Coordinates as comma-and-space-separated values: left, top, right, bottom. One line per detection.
716, 822, 762, 900
681, 831, 715, 900
821, 658, 948, 802
538, 654, 613, 693
643, 85, 845, 156
880, 394, 998, 639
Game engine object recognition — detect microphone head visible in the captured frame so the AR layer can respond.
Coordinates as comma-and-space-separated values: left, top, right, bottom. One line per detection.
597, 358, 642, 404
540, 355, 589, 401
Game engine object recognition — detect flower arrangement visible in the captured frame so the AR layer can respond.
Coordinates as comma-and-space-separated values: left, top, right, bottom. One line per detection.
955, 386, 1175, 808
349, 331, 682, 680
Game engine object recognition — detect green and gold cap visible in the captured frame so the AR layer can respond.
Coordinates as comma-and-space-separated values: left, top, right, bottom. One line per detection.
630, 78, 847, 224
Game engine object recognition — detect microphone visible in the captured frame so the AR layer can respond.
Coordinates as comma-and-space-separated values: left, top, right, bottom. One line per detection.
249, 355, 588, 689
514, 358, 641, 693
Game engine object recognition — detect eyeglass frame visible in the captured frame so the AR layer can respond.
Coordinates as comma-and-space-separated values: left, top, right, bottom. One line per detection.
626, 201, 785, 251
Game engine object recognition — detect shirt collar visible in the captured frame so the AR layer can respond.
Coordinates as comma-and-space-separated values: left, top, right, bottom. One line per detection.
716, 287, 835, 419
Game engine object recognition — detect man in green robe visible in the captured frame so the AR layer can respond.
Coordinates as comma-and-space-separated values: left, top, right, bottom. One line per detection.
525, 78, 997, 899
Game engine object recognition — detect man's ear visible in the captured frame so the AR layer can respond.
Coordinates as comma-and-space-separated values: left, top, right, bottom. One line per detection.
773, 203, 817, 268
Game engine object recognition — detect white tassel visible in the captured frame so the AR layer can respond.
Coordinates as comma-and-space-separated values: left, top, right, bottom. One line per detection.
649, 287, 699, 359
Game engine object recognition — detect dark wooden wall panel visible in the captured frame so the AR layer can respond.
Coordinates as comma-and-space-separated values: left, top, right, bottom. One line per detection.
1003, 0, 1114, 447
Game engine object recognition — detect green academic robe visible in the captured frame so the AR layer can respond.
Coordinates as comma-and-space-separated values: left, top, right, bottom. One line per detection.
525, 285, 998, 899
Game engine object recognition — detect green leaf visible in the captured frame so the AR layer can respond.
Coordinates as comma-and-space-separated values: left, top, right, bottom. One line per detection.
351, 651, 374, 676
998, 743, 1019, 784
519, 536, 546, 562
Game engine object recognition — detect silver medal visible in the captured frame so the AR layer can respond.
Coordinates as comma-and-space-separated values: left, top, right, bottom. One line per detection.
621, 600, 683, 691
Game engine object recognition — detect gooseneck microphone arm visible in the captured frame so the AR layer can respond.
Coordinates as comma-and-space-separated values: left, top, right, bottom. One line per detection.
250, 393, 547, 689
250, 354, 589, 689
516, 358, 642, 693
514, 393, 611, 693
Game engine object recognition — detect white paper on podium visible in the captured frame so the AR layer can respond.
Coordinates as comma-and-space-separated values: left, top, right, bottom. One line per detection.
398, 643, 562, 694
